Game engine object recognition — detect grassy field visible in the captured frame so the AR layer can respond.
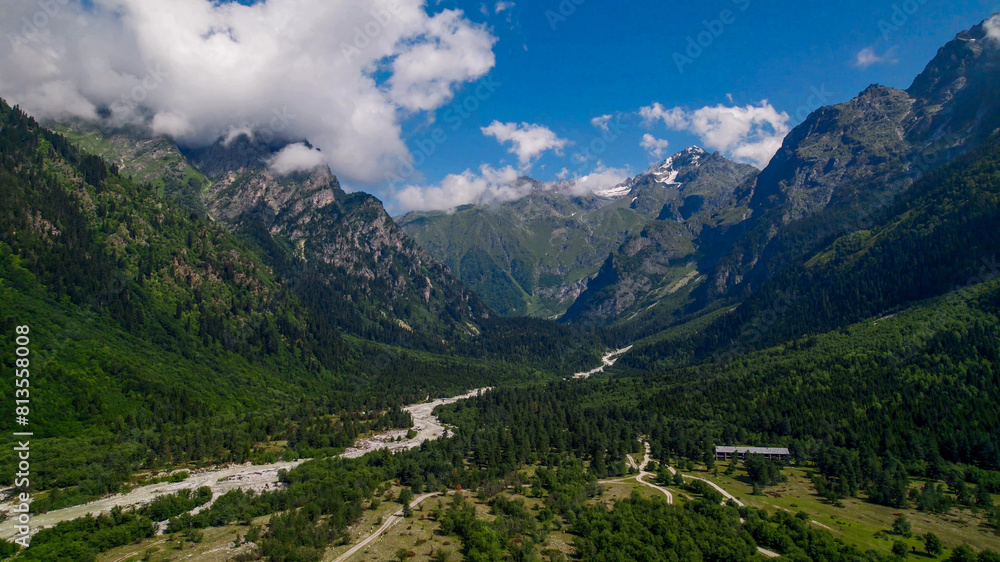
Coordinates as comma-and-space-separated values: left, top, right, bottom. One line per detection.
96, 516, 267, 562
328, 495, 462, 562
333, 474, 683, 562
687, 465, 1000, 559
91, 460, 1000, 561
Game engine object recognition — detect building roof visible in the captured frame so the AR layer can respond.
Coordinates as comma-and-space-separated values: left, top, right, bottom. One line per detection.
715, 446, 790, 455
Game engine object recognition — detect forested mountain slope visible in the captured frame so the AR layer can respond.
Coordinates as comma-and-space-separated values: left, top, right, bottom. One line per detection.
707, 16, 1000, 303
0, 100, 597, 510
625, 131, 1000, 369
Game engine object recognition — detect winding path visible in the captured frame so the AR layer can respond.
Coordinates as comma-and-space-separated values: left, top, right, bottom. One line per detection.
634, 441, 673, 504
602, 442, 673, 504
631, 443, 774, 557
331, 493, 439, 562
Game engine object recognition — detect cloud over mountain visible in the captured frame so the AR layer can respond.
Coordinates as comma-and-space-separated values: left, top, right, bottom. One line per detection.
394, 162, 627, 213
0, 0, 496, 183
640, 100, 790, 168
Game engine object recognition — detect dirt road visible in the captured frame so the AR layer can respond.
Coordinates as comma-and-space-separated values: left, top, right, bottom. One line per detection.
634, 441, 673, 504
603, 442, 673, 504
572, 346, 633, 379
330, 493, 439, 562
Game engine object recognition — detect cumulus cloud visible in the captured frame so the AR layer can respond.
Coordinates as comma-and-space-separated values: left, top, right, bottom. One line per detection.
269, 143, 327, 175
481, 121, 568, 168
395, 161, 628, 212
854, 46, 898, 68
495, 2, 515, 13
566, 164, 629, 196
396, 164, 525, 211
640, 134, 671, 160
640, 103, 688, 129
590, 114, 613, 132
638, 101, 790, 168
0, 0, 496, 184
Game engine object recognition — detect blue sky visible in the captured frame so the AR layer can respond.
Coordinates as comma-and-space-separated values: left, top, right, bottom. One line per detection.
383, 0, 1000, 209
2, 0, 998, 213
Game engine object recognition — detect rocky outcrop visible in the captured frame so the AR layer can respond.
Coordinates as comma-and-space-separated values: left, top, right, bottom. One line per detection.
185, 134, 489, 342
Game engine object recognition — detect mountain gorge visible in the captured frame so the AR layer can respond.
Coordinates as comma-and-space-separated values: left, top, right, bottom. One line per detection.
402, 16, 1000, 345
1, 10, 1000, 561
399, 147, 758, 318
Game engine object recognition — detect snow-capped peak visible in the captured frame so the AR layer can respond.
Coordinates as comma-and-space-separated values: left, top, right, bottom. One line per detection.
594, 146, 705, 199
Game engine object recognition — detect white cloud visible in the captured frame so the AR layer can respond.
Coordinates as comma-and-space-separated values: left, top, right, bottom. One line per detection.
395, 162, 628, 212
396, 164, 525, 211
854, 46, 898, 68
495, 2, 515, 13
566, 164, 629, 196
640, 102, 688, 129
638, 101, 790, 168
223, 124, 255, 146
0, 0, 496, 184
387, 9, 497, 112
590, 114, 613, 132
151, 112, 194, 139
855, 47, 883, 68
986, 14, 1000, 43
481, 121, 568, 168
640, 134, 671, 160
269, 143, 327, 175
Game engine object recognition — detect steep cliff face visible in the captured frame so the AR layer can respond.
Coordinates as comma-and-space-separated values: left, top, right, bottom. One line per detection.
748, 85, 916, 225
906, 15, 1000, 150
182, 134, 488, 344
706, 15, 1000, 299
50, 121, 490, 346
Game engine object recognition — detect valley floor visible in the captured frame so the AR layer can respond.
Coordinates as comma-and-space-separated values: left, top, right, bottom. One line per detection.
95, 440, 1000, 561
0, 389, 492, 542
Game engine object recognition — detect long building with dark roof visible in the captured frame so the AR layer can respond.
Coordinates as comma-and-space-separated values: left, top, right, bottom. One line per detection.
715, 446, 791, 462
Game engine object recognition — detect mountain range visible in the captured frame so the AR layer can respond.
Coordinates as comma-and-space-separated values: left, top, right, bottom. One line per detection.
401, 15, 1000, 342
1, 11, 1000, 562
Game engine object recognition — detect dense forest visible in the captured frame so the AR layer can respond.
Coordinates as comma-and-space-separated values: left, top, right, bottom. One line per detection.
0, 99, 600, 509
1, 86, 1000, 559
